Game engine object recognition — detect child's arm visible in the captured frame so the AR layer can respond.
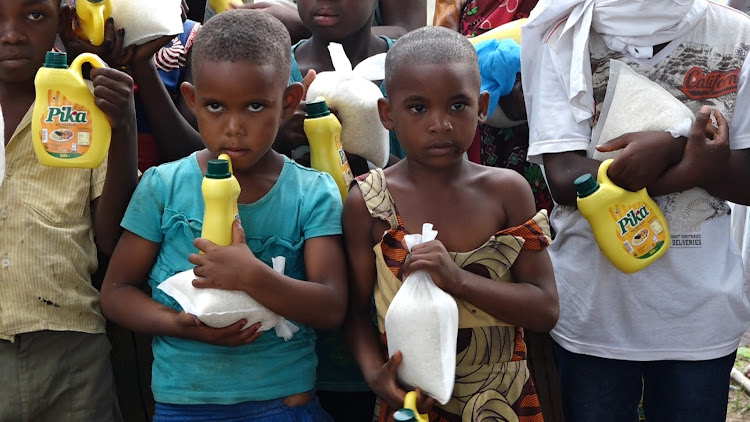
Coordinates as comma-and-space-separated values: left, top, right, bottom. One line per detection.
100, 230, 263, 345
129, 40, 205, 162
89, 68, 139, 256
190, 220, 348, 329
342, 185, 436, 412
403, 172, 559, 332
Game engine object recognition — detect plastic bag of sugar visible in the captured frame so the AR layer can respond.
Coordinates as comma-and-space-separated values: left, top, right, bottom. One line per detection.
158, 256, 299, 341
384, 223, 458, 405
590, 59, 695, 161
110, 0, 184, 46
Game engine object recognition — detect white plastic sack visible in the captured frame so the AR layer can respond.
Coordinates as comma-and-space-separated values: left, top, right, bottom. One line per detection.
111, 0, 184, 46
590, 60, 695, 161
384, 223, 458, 405
158, 256, 299, 341
305, 43, 389, 168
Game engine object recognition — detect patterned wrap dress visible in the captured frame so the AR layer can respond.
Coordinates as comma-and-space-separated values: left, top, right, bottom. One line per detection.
357, 170, 550, 422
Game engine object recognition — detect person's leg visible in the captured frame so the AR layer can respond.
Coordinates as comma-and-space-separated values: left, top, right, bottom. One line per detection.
317, 390, 377, 422
19, 331, 121, 422
642, 351, 736, 422
551, 339, 642, 422
0, 338, 23, 421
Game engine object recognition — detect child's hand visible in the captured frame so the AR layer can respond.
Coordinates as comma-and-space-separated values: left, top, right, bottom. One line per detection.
92, 67, 135, 130
59, 6, 132, 68
276, 70, 316, 165
190, 220, 264, 293
403, 240, 461, 294
175, 312, 263, 346
673, 106, 730, 188
368, 351, 437, 413
596, 131, 683, 191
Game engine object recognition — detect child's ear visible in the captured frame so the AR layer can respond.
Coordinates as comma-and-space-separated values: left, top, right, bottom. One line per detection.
477, 91, 490, 124
377, 97, 394, 131
282, 82, 304, 119
180, 81, 197, 112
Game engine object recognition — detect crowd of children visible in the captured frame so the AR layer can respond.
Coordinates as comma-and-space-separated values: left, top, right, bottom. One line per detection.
1, 0, 749, 421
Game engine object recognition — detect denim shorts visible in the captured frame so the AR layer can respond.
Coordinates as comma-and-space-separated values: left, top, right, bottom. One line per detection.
153, 392, 334, 422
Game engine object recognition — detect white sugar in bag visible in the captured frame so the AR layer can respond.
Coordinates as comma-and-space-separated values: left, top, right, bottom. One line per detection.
158, 256, 299, 341
110, 0, 184, 46
306, 43, 390, 168
591, 60, 695, 161
384, 223, 458, 405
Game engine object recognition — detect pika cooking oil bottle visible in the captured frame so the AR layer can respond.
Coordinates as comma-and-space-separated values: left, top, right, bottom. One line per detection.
304, 98, 354, 202
74, 0, 113, 47
575, 159, 670, 274
201, 154, 241, 249
205, 0, 242, 20
32, 51, 111, 169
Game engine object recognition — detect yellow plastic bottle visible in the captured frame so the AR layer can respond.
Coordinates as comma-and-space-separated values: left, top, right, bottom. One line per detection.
201, 154, 241, 249
74, 0, 113, 47
393, 391, 428, 422
304, 98, 354, 203
205, 0, 243, 19
468, 18, 526, 45
575, 159, 670, 274
32, 51, 111, 169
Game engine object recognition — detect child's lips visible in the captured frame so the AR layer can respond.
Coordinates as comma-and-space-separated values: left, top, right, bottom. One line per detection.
313, 11, 339, 26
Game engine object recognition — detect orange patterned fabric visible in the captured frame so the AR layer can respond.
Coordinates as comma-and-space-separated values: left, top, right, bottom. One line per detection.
358, 170, 547, 422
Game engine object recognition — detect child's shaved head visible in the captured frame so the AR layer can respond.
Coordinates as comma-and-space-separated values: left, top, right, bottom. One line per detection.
191, 9, 291, 81
385, 26, 480, 92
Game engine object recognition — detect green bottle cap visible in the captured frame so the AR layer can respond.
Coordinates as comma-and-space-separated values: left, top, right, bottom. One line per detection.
574, 173, 600, 198
306, 99, 330, 118
393, 409, 417, 422
206, 159, 231, 179
87, 0, 106, 3
44, 51, 68, 69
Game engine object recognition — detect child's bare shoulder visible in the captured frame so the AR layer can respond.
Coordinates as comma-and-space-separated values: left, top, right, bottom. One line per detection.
470, 164, 537, 224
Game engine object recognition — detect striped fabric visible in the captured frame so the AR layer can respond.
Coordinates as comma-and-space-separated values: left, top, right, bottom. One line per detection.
153, 22, 201, 73
0, 107, 107, 341
357, 169, 549, 422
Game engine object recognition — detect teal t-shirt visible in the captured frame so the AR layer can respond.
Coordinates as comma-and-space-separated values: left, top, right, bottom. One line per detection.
121, 153, 343, 404
290, 37, 406, 160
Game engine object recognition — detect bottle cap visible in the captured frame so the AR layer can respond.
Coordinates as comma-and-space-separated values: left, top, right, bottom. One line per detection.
393, 409, 417, 422
44, 51, 68, 69
574, 173, 599, 198
306, 98, 331, 118
206, 159, 231, 179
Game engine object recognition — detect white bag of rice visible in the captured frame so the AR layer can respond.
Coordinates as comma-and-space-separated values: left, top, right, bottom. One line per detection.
305, 43, 390, 168
110, 0, 184, 47
158, 256, 299, 341
590, 60, 695, 161
384, 223, 459, 405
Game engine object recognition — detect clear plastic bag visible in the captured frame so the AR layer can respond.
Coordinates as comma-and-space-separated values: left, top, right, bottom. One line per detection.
158, 256, 299, 341
384, 223, 459, 405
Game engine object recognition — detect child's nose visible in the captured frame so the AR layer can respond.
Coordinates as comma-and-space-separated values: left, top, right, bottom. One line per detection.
429, 112, 453, 133
0, 20, 27, 45
224, 114, 247, 136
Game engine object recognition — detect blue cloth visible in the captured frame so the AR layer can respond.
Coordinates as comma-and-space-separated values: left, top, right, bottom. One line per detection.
121, 152, 343, 405
153, 392, 333, 422
551, 340, 736, 422
289, 37, 405, 160
156, 19, 200, 93
474, 38, 521, 118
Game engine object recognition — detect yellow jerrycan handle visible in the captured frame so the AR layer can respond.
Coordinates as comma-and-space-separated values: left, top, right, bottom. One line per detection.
78, 0, 109, 47
69, 53, 108, 85
403, 391, 429, 422
597, 158, 614, 184
469, 18, 526, 45
218, 153, 233, 173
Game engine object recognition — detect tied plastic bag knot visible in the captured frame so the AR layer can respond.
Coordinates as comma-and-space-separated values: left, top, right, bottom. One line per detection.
305, 43, 390, 168
158, 256, 299, 341
384, 223, 458, 405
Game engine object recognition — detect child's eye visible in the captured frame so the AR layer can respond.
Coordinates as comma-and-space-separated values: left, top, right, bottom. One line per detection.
409, 105, 426, 113
28, 12, 45, 21
450, 103, 467, 111
248, 103, 264, 112
206, 103, 223, 113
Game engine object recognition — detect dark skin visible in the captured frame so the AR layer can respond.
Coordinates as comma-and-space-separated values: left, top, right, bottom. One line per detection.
543, 106, 745, 206
343, 60, 558, 412
232, 0, 426, 43
100, 61, 347, 349
0, 0, 138, 256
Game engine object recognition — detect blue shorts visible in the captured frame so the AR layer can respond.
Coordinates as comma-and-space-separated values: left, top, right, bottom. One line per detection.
153, 393, 333, 422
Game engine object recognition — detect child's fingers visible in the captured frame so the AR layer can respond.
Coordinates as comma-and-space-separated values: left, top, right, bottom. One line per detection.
193, 237, 218, 254
415, 388, 437, 414
596, 133, 632, 152
188, 251, 206, 267
711, 109, 728, 144
101, 18, 117, 51
386, 350, 403, 373
301, 69, 316, 96
175, 311, 199, 327
690, 105, 711, 141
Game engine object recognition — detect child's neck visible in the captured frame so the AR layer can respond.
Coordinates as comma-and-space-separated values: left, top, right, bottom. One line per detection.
200, 149, 285, 205
402, 158, 470, 189
307, 29, 383, 70
0, 80, 35, 145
